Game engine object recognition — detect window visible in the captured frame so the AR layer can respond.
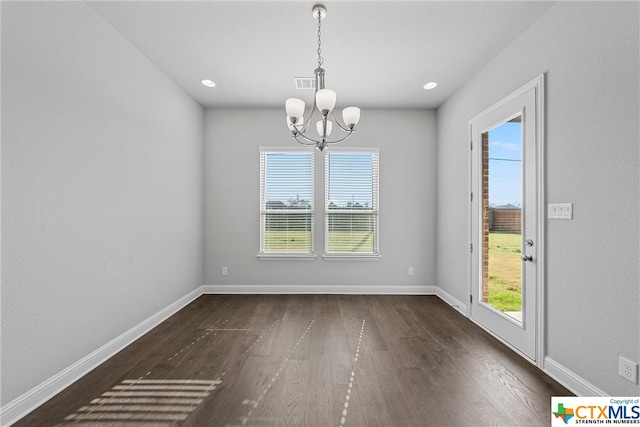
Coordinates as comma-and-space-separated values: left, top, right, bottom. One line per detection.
259, 148, 314, 256
325, 149, 379, 256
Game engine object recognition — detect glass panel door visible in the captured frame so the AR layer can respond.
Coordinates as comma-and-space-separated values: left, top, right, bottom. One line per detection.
468, 74, 543, 363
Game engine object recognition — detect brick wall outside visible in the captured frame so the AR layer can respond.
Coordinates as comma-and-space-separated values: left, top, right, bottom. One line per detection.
482, 133, 489, 303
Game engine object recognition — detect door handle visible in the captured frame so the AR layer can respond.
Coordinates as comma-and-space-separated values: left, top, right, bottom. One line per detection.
521, 255, 533, 262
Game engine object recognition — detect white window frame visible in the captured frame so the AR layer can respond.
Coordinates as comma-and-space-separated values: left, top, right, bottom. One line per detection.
323, 147, 380, 261
258, 147, 316, 261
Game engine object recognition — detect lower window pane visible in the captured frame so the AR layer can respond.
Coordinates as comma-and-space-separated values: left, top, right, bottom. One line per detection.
327, 213, 376, 253
264, 213, 312, 253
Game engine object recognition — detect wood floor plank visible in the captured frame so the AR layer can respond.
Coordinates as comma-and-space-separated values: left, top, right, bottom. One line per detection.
337, 295, 367, 358
247, 297, 278, 329
337, 295, 387, 352
362, 295, 415, 341
332, 382, 365, 427
370, 350, 435, 426
326, 296, 351, 386
303, 296, 334, 427
350, 343, 393, 425
16, 295, 573, 427
395, 367, 457, 426
289, 296, 314, 362
247, 356, 289, 427
278, 359, 309, 427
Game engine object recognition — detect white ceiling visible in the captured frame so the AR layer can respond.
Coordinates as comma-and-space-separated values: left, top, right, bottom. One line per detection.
88, 1, 555, 110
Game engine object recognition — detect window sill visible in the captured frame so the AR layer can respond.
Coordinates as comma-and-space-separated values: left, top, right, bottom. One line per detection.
257, 253, 317, 261
322, 254, 381, 262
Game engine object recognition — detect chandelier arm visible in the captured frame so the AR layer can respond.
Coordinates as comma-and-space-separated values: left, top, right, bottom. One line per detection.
324, 130, 355, 145
290, 91, 322, 135
291, 95, 319, 134
292, 121, 310, 134
294, 132, 322, 146
293, 115, 355, 146
301, 96, 319, 131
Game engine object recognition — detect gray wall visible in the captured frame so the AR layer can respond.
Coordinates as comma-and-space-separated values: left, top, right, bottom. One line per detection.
204, 109, 436, 290
1, 2, 204, 404
2, 0, 637, 410
436, 2, 639, 395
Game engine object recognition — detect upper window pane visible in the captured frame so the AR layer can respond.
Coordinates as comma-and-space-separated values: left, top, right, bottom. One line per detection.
263, 152, 313, 208
327, 152, 376, 209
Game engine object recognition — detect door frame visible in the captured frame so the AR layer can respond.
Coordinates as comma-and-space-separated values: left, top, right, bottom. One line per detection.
467, 74, 545, 367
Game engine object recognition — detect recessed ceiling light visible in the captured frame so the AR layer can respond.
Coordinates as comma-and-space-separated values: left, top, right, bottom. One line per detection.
201, 79, 216, 88
423, 82, 438, 90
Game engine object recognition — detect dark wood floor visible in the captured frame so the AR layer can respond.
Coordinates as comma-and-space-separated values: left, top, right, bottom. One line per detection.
16, 295, 572, 427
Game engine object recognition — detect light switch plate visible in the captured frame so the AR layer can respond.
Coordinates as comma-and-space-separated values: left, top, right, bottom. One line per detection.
548, 203, 573, 220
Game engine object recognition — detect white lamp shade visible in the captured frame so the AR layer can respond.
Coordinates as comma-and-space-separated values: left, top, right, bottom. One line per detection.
342, 107, 361, 128
316, 120, 333, 137
286, 115, 304, 131
315, 89, 336, 113
285, 98, 305, 120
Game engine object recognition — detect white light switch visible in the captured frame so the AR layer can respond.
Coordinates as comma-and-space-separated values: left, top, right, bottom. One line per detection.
548, 203, 573, 220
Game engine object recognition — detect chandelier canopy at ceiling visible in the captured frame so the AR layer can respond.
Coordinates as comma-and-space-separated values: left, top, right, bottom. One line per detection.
285, 4, 361, 152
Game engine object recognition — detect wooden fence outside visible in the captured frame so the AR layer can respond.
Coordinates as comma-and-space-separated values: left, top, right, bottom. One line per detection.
489, 207, 521, 233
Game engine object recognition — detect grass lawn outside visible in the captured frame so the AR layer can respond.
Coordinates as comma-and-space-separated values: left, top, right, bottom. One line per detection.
488, 232, 522, 313
264, 230, 311, 252
327, 230, 374, 253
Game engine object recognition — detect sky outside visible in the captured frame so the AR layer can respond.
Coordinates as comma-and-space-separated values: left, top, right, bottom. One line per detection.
488, 120, 522, 207
327, 152, 373, 208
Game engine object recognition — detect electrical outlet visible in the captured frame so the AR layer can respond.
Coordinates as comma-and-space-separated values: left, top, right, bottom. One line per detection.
222, 267, 228, 276
408, 267, 414, 276
619, 356, 638, 384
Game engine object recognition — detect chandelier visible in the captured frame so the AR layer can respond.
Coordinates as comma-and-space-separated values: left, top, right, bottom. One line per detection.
285, 4, 361, 152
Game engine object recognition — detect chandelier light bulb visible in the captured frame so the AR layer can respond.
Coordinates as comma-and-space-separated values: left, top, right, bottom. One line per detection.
342, 107, 361, 129
285, 98, 305, 120
315, 89, 336, 115
316, 120, 333, 137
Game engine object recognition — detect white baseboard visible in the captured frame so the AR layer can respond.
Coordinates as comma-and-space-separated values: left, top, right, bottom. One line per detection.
202, 284, 437, 295
0, 286, 204, 427
435, 287, 468, 315
543, 356, 608, 397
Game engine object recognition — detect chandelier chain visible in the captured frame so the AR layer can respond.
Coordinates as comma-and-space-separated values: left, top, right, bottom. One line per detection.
317, 10, 324, 68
